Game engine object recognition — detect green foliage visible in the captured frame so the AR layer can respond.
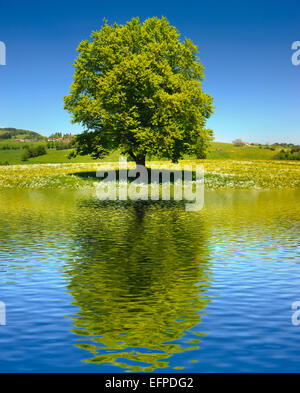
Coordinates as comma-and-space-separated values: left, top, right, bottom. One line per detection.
49, 132, 62, 139
64, 16, 214, 164
47, 139, 74, 150
274, 147, 300, 160
21, 149, 30, 161
21, 144, 47, 161
0, 142, 24, 150
0, 132, 12, 139
67, 150, 77, 159
194, 130, 214, 159
47, 133, 75, 150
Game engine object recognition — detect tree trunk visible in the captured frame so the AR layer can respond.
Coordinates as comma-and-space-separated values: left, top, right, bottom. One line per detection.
135, 155, 146, 167
128, 151, 147, 168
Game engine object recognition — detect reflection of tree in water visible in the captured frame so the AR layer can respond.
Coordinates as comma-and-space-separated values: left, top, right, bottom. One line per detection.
64, 200, 214, 372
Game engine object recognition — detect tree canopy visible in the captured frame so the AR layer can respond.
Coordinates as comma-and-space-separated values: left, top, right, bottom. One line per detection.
64, 16, 214, 165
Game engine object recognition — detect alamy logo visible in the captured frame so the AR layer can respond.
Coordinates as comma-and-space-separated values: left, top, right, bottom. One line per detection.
0, 301, 6, 325
94, 157, 204, 211
0, 41, 6, 65
292, 301, 300, 326
291, 41, 300, 66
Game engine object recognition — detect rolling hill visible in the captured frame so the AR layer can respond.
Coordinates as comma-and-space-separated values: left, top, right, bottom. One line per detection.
0, 127, 44, 140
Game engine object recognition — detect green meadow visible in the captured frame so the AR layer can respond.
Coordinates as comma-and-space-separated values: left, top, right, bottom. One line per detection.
0, 159, 299, 190
1, 139, 298, 191
0, 140, 283, 165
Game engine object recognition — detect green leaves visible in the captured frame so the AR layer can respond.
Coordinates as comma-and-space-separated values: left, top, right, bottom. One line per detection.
64, 16, 214, 163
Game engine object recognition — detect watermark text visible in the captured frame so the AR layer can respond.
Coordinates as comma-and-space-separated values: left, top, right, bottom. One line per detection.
94, 157, 204, 211
0, 41, 6, 66
291, 41, 300, 66
0, 301, 6, 325
292, 301, 300, 326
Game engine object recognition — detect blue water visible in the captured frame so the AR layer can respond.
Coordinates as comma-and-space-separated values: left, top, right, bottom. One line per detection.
0, 189, 299, 372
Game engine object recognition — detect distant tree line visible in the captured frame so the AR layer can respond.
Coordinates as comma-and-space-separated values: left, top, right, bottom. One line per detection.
274, 146, 300, 160
21, 145, 47, 161
0, 142, 33, 150
47, 133, 75, 150
273, 142, 300, 148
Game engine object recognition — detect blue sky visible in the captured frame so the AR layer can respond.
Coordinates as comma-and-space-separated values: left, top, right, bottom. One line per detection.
0, 0, 299, 143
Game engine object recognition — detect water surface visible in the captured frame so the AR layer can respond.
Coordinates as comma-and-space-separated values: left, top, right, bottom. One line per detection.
0, 189, 299, 372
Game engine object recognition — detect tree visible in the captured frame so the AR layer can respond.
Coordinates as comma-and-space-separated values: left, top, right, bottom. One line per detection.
195, 133, 213, 159
49, 132, 62, 139
232, 139, 245, 147
64, 17, 214, 166
22, 144, 47, 160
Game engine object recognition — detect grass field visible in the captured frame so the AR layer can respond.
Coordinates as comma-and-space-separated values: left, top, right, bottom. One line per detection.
206, 142, 279, 160
0, 159, 299, 190
0, 141, 282, 165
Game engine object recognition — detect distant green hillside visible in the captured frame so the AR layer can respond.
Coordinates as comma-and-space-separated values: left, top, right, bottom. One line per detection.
206, 141, 281, 160
0, 140, 285, 165
0, 128, 43, 140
